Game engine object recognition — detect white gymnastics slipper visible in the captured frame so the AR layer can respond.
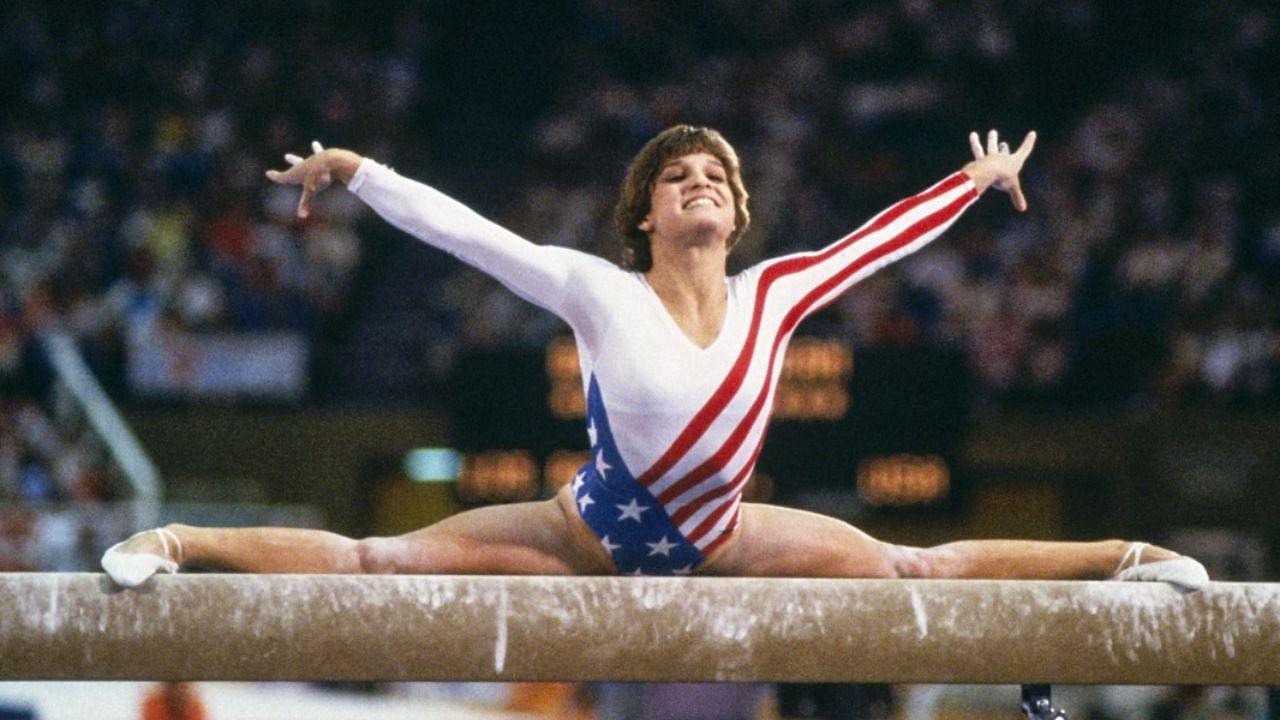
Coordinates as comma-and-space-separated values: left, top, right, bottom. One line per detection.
101, 528, 183, 588
1112, 542, 1209, 592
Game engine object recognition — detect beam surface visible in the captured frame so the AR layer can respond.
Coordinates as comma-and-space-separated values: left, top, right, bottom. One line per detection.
2, 573, 1278, 684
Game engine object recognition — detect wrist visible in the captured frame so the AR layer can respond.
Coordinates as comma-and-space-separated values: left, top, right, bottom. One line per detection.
328, 150, 364, 185
960, 161, 994, 194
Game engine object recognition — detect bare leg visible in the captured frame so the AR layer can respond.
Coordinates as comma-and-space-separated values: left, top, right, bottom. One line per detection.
103, 485, 614, 580
897, 538, 1159, 580
159, 525, 366, 573
702, 503, 1184, 580
354, 488, 613, 575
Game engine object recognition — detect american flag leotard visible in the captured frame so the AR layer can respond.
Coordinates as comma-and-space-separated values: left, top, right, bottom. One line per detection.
350, 160, 978, 575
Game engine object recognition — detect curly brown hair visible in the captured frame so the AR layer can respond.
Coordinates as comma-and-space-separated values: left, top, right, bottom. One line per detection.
613, 125, 750, 272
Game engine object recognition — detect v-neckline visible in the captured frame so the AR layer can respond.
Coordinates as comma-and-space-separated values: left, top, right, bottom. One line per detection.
638, 274, 732, 353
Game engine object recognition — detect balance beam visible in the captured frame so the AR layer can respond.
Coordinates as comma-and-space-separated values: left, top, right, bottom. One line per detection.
2, 573, 1278, 684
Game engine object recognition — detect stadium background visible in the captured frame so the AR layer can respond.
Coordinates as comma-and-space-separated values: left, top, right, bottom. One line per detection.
2, 1, 1278, 718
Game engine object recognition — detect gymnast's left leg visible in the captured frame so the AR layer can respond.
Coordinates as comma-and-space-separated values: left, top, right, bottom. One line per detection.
699, 503, 1208, 589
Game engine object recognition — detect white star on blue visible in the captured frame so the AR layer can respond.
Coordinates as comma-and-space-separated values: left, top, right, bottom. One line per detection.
616, 498, 649, 523
646, 536, 679, 557
594, 449, 612, 479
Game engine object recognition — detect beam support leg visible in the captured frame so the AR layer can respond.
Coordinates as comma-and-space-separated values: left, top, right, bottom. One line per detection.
1021, 684, 1068, 720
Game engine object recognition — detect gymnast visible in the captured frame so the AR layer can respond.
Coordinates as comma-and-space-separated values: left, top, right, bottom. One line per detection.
102, 125, 1208, 590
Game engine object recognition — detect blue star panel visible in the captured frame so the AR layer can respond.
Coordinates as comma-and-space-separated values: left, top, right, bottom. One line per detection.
572, 376, 703, 575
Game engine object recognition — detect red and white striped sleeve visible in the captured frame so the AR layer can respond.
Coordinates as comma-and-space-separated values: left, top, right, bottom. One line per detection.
752, 171, 979, 321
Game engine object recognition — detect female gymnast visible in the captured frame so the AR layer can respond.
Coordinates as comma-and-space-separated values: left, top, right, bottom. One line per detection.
102, 125, 1208, 590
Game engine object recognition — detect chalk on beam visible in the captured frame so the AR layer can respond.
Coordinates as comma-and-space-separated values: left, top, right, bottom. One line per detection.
1, 573, 1278, 684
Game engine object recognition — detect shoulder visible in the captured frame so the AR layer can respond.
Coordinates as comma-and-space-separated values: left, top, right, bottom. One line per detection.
544, 245, 627, 273
538, 245, 638, 287
547, 247, 649, 305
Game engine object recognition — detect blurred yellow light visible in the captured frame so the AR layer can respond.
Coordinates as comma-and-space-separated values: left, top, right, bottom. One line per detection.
857, 454, 951, 506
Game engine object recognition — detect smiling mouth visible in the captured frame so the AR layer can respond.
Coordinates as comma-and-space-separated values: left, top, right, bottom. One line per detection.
684, 198, 717, 209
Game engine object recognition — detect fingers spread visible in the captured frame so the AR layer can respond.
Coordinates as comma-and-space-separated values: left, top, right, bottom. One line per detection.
266, 162, 304, 185
969, 131, 984, 159
297, 185, 314, 219
1015, 131, 1038, 159
1010, 181, 1028, 213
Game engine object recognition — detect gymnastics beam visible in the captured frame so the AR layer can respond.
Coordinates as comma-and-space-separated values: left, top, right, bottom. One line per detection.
2, 573, 1278, 684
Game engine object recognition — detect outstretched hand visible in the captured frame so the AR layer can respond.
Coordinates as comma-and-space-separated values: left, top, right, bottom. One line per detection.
265, 141, 363, 219
962, 130, 1037, 212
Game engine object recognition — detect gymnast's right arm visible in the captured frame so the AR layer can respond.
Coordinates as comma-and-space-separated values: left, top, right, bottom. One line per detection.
265, 144, 597, 323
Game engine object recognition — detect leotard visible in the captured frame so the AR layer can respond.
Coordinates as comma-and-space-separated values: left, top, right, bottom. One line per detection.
350, 160, 978, 574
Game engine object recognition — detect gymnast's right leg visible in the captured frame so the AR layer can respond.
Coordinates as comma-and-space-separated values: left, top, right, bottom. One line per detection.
102, 485, 613, 586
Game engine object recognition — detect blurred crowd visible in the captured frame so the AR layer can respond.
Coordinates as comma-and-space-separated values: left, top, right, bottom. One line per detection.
0, 2, 410, 393
482, 0, 1280, 412
0, 2, 430, 511
2, 1, 1279, 556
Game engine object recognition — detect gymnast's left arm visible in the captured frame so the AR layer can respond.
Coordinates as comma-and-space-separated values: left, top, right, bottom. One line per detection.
757, 129, 1036, 316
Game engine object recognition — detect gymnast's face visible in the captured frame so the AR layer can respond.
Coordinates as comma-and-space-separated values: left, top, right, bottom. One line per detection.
638, 152, 737, 250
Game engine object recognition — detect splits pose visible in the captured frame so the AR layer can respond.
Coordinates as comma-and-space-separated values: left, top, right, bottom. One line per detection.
103, 126, 1208, 589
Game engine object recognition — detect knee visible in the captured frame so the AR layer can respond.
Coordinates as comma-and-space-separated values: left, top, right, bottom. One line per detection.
881, 544, 955, 579
826, 542, 901, 579
355, 537, 401, 574
859, 558, 901, 579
